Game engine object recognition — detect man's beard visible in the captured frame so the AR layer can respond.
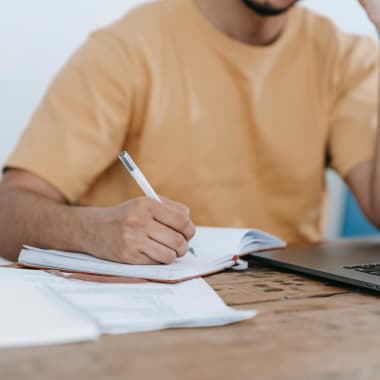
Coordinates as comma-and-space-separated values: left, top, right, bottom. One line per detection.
240, 0, 299, 16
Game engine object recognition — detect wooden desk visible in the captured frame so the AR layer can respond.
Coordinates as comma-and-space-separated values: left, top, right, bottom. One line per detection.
2, 256, 380, 380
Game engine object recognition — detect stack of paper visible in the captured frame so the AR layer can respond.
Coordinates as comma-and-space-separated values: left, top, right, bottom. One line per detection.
0, 268, 256, 345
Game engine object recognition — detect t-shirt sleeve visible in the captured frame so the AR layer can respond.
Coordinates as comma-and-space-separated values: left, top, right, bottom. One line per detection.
4, 29, 133, 203
328, 34, 379, 178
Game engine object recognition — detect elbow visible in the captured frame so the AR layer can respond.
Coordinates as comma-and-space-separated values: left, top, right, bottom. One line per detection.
365, 196, 380, 229
0, 188, 21, 262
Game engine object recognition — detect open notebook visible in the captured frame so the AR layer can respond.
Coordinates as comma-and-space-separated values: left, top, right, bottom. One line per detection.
18, 226, 286, 283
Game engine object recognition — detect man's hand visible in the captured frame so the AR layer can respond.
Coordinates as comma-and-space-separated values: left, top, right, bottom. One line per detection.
86, 197, 196, 265
0, 169, 195, 264
359, 0, 380, 31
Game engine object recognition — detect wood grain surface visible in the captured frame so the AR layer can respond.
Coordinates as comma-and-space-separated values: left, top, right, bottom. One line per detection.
2, 257, 380, 380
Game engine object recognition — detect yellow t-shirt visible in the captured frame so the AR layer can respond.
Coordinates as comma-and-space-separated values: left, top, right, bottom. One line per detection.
5, 0, 378, 243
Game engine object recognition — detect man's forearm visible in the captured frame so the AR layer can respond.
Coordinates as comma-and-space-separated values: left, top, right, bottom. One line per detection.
366, 23, 380, 223
0, 188, 94, 261
370, 56, 380, 219
360, 27, 380, 224
358, 2, 380, 221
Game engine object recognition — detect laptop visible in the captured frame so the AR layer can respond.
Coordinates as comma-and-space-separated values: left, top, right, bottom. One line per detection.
252, 238, 380, 292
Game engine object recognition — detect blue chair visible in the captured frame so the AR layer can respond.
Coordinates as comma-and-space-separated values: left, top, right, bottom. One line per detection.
341, 190, 380, 237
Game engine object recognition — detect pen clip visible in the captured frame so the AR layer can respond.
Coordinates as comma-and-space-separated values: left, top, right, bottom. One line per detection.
119, 151, 136, 172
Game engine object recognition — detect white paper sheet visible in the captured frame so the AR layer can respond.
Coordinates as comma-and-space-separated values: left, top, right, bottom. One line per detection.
49, 279, 256, 334
0, 267, 68, 284
0, 268, 256, 336
0, 283, 99, 348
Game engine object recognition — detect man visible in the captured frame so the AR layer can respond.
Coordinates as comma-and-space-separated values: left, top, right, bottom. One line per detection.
0, 0, 379, 264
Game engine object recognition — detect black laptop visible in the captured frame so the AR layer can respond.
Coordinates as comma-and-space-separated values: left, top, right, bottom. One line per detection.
252, 238, 380, 292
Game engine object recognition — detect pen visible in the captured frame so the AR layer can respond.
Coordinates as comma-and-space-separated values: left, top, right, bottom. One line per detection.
119, 151, 196, 257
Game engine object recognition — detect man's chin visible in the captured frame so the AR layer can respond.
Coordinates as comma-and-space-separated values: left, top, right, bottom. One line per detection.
240, 0, 299, 16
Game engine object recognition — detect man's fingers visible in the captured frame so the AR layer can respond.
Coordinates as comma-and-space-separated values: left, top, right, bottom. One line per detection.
160, 197, 190, 215
140, 238, 178, 264
108, 197, 195, 265
119, 249, 159, 265
151, 202, 196, 241
135, 252, 160, 265
147, 220, 188, 257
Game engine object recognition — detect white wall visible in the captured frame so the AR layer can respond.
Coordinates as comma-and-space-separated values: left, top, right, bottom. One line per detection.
0, 0, 377, 238
304, 0, 377, 37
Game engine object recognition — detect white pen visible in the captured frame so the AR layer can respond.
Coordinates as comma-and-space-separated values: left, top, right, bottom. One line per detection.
119, 151, 196, 257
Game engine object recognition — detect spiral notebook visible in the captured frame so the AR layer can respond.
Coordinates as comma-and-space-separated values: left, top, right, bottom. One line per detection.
18, 226, 286, 283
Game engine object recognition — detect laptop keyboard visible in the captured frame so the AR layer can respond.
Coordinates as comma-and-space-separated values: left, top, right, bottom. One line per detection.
344, 264, 380, 276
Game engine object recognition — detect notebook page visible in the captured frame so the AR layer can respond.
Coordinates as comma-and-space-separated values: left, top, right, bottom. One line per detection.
0, 267, 67, 284
19, 227, 284, 281
24, 226, 246, 266
0, 284, 99, 348
0, 269, 256, 335
20, 225, 248, 281
19, 247, 226, 281
239, 230, 286, 253
191, 226, 251, 262
49, 279, 257, 334
191, 228, 286, 265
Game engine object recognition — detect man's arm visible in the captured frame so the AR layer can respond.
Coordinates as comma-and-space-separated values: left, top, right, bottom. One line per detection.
345, 1, 380, 226
0, 169, 195, 263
